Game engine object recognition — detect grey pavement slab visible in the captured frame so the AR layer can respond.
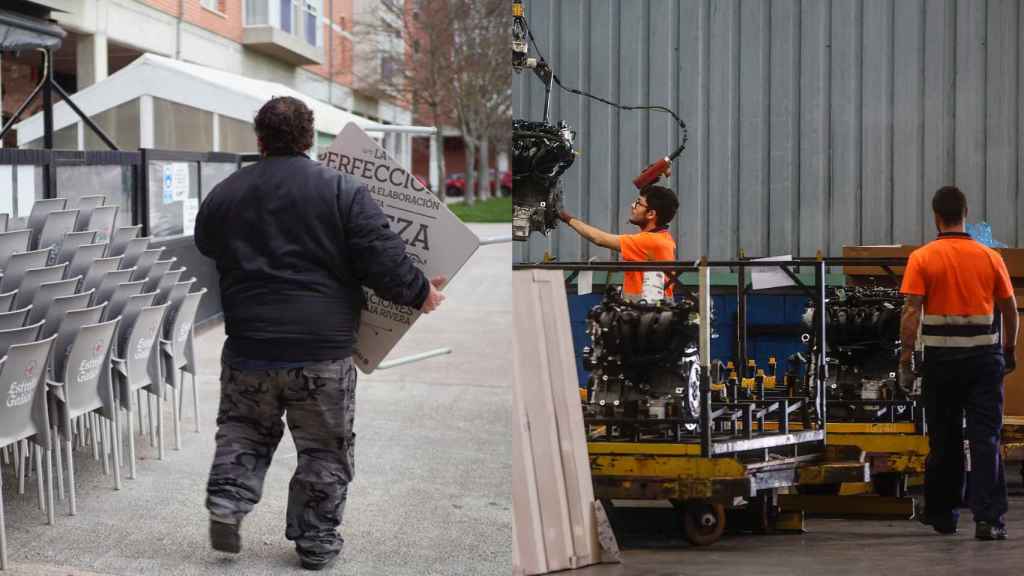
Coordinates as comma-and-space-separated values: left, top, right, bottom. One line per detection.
0, 223, 512, 576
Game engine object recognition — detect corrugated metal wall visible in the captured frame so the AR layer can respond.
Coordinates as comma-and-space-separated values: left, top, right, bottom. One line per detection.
513, 0, 1024, 263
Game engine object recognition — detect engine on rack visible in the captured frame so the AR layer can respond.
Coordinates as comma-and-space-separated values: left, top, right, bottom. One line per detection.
511, 119, 576, 241
802, 286, 917, 420
582, 287, 703, 430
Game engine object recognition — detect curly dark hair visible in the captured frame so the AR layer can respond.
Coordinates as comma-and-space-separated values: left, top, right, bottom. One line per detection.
641, 185, 679, 227
254, 96, 315, 156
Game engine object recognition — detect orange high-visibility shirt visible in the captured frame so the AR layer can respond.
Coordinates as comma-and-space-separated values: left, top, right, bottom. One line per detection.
900, 232, 1013, 352
619, 228, 676, 299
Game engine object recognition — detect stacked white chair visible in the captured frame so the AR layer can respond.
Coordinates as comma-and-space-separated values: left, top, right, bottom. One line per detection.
0, 197, 206, 571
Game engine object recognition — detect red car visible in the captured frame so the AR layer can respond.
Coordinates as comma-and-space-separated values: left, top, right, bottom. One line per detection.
445, 170, 512, 197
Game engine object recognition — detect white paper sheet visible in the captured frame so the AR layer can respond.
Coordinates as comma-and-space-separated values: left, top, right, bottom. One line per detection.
750, 255, 796, 291
16, 165, 35, 218
0, 166, 13, 216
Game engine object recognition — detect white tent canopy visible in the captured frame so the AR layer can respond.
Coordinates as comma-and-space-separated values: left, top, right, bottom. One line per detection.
15, 53, 438, 175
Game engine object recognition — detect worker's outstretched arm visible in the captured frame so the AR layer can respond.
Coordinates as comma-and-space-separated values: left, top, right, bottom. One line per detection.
558, 210, 621, 251
996, 294, 1018, 374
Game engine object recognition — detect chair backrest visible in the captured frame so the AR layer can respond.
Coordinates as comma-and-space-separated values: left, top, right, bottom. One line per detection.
41, 291, 93, 340
65, 242, 108, 283
106, 225, 141, 257
118, 237, 150, 270
51, 304, 105, 379
72, 195, 106, 232
37, 209, 78, 256
0, 289, 16, 313
130, 248, 164, 281
117, 291, 157, 352
0, 335, 57, 448
80, 256, 122, 295
14, 263, 68, 310
0, 320, 43, 360
121, 302, 168, 393
26, 198, 67, 248
27, 276, 79, 326
102, 280, 146, 322
56, 230, 97, 266
153, 269, 184, 304
164, 288, 206, 368
92, 268, 136, 307
86, 205, 119, 243
162, 277, 196, 311
0, 213, 8, 233
0, 229, 31, 271
0, 306, 30, 330
1, 249, 51, 293
59, 317, 119, 421
142, 258, 176, 293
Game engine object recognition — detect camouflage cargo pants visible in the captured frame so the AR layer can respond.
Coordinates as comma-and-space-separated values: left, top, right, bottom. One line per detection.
205, 356, 357, 561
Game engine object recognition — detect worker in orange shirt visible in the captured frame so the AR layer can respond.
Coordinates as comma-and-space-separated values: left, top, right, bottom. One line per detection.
557, 184, 679, 301
900, 186, 1018, 540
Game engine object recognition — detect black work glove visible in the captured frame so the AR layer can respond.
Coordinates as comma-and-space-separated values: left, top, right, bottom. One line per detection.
1005, 346, 1016, 375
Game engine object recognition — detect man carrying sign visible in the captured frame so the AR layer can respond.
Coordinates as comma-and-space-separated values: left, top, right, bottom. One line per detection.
195, 96, 445, 570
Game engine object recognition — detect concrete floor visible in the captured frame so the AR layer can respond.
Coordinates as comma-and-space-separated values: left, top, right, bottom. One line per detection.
0, 223, 512, 576
561, 489, 1024, 576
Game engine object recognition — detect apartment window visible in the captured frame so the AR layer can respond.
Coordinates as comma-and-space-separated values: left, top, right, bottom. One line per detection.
201, 0, 226, 13
303, 0, 321, 47
245, 0, 269, 25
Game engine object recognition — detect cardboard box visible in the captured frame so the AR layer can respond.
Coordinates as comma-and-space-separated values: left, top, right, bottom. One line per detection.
843, 245, 1024, 280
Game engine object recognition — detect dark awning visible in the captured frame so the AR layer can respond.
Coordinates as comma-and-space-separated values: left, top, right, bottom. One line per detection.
0, 8, 66, 52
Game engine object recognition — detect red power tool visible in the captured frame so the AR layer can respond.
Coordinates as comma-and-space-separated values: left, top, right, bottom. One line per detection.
632, 141, 687, 190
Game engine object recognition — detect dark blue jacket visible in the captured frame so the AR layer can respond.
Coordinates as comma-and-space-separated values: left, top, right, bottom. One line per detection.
195, 154, 430, 361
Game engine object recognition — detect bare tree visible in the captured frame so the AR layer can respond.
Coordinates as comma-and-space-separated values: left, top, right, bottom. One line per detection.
352, 0, 455, 201
353, 0, 509, 205
448, 0, 507, 205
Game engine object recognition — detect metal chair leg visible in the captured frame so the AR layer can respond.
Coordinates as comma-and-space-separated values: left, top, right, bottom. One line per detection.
111, 414, 122, 491
172, 384, 181, 450
0, 462, 7, 570
127, 403, 137, 480
91, 414, 100, 461
192, 371, 200, 433
66, 431, 76, 516
34, 445, 45, 512
16, 440, 25, 495
53, 426, 64, 502
44, 441, 54, 526
157, 393, 164, 460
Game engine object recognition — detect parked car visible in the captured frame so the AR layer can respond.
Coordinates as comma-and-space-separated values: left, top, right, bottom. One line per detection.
445, 170, 513, 197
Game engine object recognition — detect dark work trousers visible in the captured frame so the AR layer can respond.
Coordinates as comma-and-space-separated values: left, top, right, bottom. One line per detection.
922, 352, 1007, 527
206, 357, 357, 562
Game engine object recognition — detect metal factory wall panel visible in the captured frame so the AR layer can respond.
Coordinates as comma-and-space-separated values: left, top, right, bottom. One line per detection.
513, 0, 1024, 263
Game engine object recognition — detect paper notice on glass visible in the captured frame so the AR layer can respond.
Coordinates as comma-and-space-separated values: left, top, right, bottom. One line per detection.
0, 166, 12, 216
319, 123, 480, 374
577, 270, 593, 295
162, 163, 189, 203
182, 198, 199, 236
750, 255, 796, 291
16, 165, 35, 218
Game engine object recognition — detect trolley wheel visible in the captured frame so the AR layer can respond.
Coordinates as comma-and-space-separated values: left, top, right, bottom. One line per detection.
682, 502, 726, 546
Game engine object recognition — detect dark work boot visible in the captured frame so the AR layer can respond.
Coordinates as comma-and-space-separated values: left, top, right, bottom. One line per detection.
975, 522, 1008, 541
299, 552, 339, 571
915, 501, 957, 535
210, 519, 242, 554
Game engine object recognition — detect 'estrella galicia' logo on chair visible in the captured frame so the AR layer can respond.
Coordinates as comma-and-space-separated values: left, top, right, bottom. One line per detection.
95, 340, 105, 354
24, 361, 37, 379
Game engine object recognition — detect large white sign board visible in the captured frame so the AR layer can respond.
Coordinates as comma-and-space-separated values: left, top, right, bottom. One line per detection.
319, 123, 480, 373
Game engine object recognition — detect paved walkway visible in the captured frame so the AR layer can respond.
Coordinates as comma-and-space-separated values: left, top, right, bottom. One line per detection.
1, 223, 512, 575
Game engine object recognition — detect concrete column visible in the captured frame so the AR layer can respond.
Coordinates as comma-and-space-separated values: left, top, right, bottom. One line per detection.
76, 33, 109, 91
428, 134, 440, 193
